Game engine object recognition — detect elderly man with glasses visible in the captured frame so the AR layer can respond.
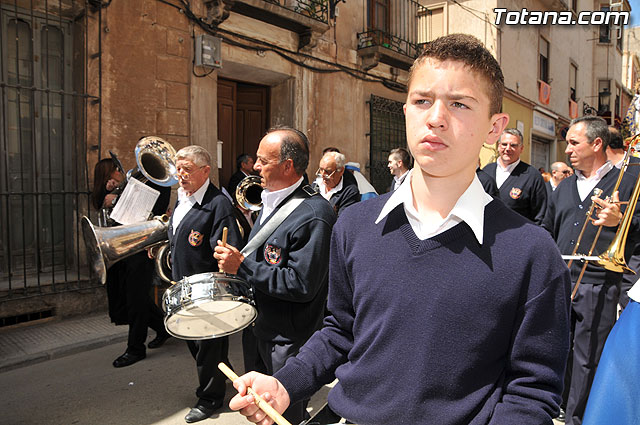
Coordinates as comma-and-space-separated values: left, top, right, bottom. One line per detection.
164, 145, 243, 423
312, 151, 361, 216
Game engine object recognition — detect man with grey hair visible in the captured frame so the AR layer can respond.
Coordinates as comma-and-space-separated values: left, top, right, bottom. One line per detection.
483, 128, 547, 224
543, 115, 640, 425
165, 145, 243, 423
312, 151, 360, 216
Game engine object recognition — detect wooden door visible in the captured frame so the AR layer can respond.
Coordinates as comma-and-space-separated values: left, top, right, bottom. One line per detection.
237, 83, 268, 163
217, 79, 236, 189
217, 79, 269, 190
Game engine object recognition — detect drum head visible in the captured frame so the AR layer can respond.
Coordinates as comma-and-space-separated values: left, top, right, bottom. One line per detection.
164, 299, 257, 340
163, 272, 257, 340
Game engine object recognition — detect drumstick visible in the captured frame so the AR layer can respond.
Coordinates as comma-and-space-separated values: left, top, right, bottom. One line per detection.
222, 226, 228, 245
219, 226, 228, 273
218, 362, 292, 425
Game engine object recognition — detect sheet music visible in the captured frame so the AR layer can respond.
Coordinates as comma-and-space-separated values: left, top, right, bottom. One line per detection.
110, 178, 160, 225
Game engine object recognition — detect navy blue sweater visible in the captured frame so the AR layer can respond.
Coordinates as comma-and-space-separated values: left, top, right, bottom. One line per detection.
275, 195, 571, 425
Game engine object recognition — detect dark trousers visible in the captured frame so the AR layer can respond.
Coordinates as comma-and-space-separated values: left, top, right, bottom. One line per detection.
187, 337, 229, 407
565, 281, 620, 425
106, 252, 166, 356
245, 336, 308, 424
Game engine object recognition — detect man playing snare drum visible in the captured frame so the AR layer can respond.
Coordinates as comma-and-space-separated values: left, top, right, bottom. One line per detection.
167, 145, 242, 423
225, 34, 571, 425
214, 127, 336, 424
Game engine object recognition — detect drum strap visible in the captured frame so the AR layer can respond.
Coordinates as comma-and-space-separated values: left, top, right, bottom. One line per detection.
240, 196, 305, 257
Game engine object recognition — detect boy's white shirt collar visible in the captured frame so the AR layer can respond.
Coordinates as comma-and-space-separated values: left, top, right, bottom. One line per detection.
375, 169, 491, 244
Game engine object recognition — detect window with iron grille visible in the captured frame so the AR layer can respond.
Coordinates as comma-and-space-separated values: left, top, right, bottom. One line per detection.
368, 95, 407, 194
0, 3, 96, 298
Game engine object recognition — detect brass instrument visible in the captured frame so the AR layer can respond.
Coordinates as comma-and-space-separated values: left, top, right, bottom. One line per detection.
154, 242, 173, 284
81, 215, 170, 284
236, 175, 263, 212
567, 134, 640, 299
128, 136, 178, 187
595, 135, 640, 274
103, 136, 178, 225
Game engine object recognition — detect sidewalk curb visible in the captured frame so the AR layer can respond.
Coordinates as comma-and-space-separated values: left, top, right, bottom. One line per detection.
0, 331, 127, 374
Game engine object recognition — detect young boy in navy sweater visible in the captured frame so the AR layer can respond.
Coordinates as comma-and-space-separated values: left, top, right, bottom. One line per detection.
227, 34, 572, 425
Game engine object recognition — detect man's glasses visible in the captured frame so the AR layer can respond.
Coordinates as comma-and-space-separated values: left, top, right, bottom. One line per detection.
562, 170, 571, 175
177, 166, 205, 179
316, 167, 336, 180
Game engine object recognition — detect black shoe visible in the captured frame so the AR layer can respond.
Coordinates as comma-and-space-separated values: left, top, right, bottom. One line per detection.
148, 333, 171, 349
557, 408, 566, 422
184, 401, 222, 423
112, 352, 145, 368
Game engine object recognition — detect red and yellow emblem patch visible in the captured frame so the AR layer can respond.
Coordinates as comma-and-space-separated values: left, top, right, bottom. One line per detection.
188, 229, 204, 247
264, 244, 282, 265
509, 187, 522, 200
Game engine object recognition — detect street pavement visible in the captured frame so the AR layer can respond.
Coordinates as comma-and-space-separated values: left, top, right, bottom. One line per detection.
0, 312, 330, 425
0, 312, 564, 425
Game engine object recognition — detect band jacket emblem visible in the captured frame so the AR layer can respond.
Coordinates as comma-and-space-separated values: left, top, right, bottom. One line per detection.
264, 244, 282, 265
188, 229, 204, 247
509, 187, 522, 200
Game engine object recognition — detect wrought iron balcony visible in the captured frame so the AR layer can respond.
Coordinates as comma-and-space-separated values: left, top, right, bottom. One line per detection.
221, 0, 330, 49
262, 0, 329, 23
357, 0, 429, 71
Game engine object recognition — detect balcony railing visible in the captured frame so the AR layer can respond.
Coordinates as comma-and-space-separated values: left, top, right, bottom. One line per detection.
263, 0, 329, 23
357, 0, 429, 70
358, 30, 422, 60
223, 0, 330, 49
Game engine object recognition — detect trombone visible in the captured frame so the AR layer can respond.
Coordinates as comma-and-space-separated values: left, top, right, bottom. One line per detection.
566, 134, 640, 299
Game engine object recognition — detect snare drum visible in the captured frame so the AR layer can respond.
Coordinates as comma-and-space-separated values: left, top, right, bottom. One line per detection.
162, 272, 257, 340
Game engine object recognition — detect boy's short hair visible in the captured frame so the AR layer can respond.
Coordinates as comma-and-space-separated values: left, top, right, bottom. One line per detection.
408, 33, 504, 116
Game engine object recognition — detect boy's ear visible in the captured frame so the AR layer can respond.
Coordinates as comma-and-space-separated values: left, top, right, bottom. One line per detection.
487, 113, 510, 144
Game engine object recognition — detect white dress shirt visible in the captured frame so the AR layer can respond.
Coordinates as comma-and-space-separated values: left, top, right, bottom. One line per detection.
260, 176, 304, 225
495, 159, 520, 189
575, 161, 614, 202
375, 169, 492, 243
172, 178, 210, 234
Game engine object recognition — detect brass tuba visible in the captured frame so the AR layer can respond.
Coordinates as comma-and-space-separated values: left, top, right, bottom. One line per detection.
128, 136, 178, 187
236, 175, 263, 211
81, 215, 170, 284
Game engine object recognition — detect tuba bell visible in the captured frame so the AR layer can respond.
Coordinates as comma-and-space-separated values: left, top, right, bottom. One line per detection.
128, 136, 178, 187
81, 215, 170, 284
236, 175, 263, 212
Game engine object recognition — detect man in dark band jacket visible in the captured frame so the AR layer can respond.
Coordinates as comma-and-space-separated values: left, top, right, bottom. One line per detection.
483, 128, 547, 224
215, 127, 336, 424
543, 116, 640, 425
167, 145, 242, 423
